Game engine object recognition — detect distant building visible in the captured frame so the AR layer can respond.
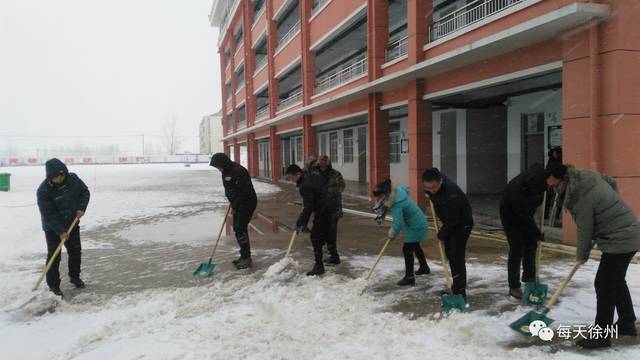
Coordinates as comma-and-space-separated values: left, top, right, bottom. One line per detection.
199, 110, 223, 155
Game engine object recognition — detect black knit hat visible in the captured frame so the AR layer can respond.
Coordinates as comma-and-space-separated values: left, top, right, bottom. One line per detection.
285, 164, 302, 175
372, 179, 391, 197
547, 163, 568, 179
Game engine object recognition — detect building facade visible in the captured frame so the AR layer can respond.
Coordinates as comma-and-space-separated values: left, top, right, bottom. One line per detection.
200, 111, 224, 155
209, 0, 639, 244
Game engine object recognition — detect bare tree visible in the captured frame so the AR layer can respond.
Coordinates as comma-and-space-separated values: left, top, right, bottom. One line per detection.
163, 114, 182, 155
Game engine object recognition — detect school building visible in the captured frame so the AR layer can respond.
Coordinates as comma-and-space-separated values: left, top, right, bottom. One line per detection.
209, 0, 640, 244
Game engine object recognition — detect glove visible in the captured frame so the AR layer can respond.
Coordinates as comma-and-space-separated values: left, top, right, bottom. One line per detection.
539, 233, 545, 242
387, 227, 397, 240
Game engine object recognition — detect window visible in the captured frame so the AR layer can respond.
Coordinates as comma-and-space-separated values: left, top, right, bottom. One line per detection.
389, 122, 401, 163
253, 0, 266, 18
343, 129, 354, 163
236, 66, 245, 89
225, 83, 232, 100
234, 26, 244, 48
329, 132, 338, 163
295, 136, 303, 162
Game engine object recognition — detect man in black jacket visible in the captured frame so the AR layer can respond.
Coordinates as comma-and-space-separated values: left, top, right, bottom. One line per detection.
37, 158, 90, 297
500, 163, 548, 299
285, 164, 331, 276
316, 155, 345, 265
210, 153, 258, 269
423, 168, 473, 299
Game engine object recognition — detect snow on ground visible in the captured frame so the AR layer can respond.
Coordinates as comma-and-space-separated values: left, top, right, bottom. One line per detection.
0, 163, 638, 359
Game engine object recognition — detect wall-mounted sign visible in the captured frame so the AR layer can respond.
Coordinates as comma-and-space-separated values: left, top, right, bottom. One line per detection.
548, 125, 562, 148
401, 138, 409, 154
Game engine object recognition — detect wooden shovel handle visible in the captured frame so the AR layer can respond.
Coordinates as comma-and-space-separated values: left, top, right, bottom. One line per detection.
33, 217, 79, 291
284, 230, 297, 258
430, 200, 453, 290
545, 261, 582, 311
209, 205, 232, 262
536, 192, 547, 281
365, 237, 393, 281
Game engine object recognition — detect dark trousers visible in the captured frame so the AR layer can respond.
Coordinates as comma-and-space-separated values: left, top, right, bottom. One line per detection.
233, 203, 256, 259
505, 227, 537, 289
595, 251, 637, 331
45, 225, 81, 288
310, 213, 331, 264
443, 226, 471, 296
402, 242, 428, 277
325, 217, 339, 256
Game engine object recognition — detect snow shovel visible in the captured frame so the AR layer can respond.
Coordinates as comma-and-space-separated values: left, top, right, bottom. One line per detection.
193, 205, 231, 277
430, 201, 467, 313
510, 260, 582, 336
360, 237, 393, 295
523, 192, 548, 306
33, 217, 80, 291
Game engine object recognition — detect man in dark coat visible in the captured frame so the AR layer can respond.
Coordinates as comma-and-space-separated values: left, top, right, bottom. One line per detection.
548, 163, 640, 348
316, 155, 345, 265
500, 163, 548, 299
423, 168, 473, 299
37, 158, 90, 297
285, 163, 331, 276
210, 153, 258, 269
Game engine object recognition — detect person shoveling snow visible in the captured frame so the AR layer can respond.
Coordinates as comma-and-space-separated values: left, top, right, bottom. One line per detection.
36, 158, 90, 297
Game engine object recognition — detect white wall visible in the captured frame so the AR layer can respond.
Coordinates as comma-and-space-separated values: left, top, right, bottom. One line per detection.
389, 116, 409, 187
506, 89, 562, 180
432, 109, 467, 192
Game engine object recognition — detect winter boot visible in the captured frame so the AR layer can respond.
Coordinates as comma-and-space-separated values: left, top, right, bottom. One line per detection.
576, 337, 611, 349
49, 286, 63, 297
397, 276, 416, 286
235, 257, 253, 270
415, 265, 431, 275
232, 257, 242, 265
70, 277, 85, 289
306, 262, 325, 276
324, 253, 341, 266
509, 287, 523, 299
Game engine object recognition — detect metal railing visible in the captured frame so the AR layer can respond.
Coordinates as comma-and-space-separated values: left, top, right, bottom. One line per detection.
311, 0, 331, 18
385, 36, 408, 62
237, 119, 247, 129
315, 56, 368, 94
277, 89, 303, 111
253, 4, 266, 24
276, 20, 301, 52
255, 56, 267, 72
428, 0, 523, 41
256, 106, 269, 121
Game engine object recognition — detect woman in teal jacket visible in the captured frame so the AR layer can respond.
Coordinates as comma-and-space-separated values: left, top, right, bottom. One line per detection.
372, 179, 430, 285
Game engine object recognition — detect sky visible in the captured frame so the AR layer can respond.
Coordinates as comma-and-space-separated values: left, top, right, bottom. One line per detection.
0, 0, 221, 155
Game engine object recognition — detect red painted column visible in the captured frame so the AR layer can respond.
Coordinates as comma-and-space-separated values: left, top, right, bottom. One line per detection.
367, 0, 388, 80
265, 0, 279, 118
368, 93, 389, 195
242, 0, 256, 127
302, 115, 317, 161
247, 134, 259, 176
407, 0, 428, 64
407, 79, 432, 207
224, 142, 231, 157
269, 126, 282, 181
300, 0, 314, 105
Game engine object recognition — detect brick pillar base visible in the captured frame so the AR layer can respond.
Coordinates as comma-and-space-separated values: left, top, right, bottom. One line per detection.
270, 126, 282, 181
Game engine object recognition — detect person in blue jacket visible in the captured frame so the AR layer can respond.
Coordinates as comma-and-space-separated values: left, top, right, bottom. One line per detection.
372, 179, 430, 286
37, 158, 90, 297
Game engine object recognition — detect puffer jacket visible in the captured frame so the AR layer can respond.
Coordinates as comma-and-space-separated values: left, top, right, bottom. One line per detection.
386, 184, 428, 243
317, 159, 345, 218
563, 165, 640, 262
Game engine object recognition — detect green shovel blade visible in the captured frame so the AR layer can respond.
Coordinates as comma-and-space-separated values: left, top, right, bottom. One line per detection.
523, 281, 548, 306
509, 310, 554, 336
193, 262, 216, 277
442, 293, 468, 314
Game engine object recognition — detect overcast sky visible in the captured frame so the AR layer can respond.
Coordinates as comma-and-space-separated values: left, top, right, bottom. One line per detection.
0, 0, 220, 154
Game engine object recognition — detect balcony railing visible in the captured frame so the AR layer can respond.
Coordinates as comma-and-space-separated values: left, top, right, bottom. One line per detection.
315, 56, 368, 94
256, 106, 269, 121
253, 4, 266, 24
238, 119, 247, 129
276, 20, 301, 52
277, 89, 302, 111
255, 56, 267, 72
385, 36, 408, 62
311, 0, 331, 18
428, 0, 523, 41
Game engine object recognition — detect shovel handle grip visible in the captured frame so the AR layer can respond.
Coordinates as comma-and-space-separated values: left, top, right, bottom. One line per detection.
33, 217, 79, 291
